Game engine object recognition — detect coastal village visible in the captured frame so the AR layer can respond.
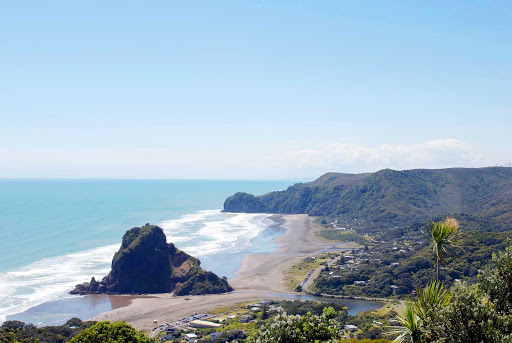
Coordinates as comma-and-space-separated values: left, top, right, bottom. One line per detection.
147, 298, 397, 342
292, 218, 424, 298
149, 300, 276, 342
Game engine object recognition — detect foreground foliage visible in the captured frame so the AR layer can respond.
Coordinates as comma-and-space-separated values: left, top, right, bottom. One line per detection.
68, 321, 154, 343
0, 318, 95, 343
248, 307, 343, 343
388, 242, 512, 342
0, 320, 152, 343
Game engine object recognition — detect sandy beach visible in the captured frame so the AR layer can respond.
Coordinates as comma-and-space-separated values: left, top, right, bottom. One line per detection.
89, 214, 353, 331
230, 214, 343, 293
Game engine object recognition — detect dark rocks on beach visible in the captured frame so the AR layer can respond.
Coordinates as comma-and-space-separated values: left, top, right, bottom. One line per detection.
72, 277, 102, 294
70, 224, 233, 296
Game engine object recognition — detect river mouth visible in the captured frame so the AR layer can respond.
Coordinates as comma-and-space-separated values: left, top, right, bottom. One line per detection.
232, 291, 384, 315
7, 291, 385, 327
5, 294, 156, 327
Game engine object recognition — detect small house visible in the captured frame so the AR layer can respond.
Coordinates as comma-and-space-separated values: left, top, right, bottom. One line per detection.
211, 332, 223, 339
240, 315, 251, 323
161, 334, 178, 342
345, 324, 358, 332
185, 333, 198, 342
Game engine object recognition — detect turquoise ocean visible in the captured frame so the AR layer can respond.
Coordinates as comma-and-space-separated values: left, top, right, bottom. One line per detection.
0, 179, 295, 324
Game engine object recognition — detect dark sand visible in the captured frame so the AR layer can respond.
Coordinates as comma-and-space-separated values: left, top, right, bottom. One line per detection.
7, 295, 154, 326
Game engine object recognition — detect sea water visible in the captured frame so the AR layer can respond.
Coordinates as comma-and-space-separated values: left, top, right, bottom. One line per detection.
0, 179, 295, 323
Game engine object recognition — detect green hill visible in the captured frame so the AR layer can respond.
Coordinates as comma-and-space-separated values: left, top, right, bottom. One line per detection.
223, 167, 512, 231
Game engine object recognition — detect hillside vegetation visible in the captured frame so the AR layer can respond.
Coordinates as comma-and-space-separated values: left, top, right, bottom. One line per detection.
312, 228, 510, 298
224, 167, 512, 231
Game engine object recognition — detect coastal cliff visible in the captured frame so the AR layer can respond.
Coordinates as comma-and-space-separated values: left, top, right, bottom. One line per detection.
223, 167, 512, 231
223, 192, 265, 213
71, 224, 233, 295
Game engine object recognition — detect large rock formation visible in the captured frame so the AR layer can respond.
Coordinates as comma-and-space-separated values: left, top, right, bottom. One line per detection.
223, 192, 265, 213
71, 224, 233, 295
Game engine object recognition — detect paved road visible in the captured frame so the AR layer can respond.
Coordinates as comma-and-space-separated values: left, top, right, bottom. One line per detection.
302, 255, 341, 292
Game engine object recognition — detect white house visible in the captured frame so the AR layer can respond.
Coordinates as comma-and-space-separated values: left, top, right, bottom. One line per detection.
185, 333, 198, 342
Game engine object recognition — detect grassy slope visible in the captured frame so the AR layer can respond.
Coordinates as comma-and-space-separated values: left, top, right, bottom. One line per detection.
283, 254, 333, 291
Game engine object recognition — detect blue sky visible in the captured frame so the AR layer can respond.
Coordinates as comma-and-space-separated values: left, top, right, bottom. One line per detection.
1, 1, 511, 179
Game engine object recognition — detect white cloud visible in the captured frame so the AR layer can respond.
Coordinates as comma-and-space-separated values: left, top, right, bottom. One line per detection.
284, 139, 483, 174
0, 138, 488, 179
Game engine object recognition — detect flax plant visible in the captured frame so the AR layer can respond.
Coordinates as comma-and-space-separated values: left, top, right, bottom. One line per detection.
385, 300, 423, 343
415, 280, 451, 321
422, 218, 461, 282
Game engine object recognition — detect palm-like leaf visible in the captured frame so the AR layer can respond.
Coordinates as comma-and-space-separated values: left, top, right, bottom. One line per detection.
385, 301, 422, 343
415, 281, 451, 320
422, 219, 461, 281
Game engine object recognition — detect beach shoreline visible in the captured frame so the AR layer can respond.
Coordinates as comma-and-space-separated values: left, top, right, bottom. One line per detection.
90, 214, 319, 330
87, 214, 368, 331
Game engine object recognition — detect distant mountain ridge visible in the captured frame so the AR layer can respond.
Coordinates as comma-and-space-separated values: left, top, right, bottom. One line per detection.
223, 167, 512, 231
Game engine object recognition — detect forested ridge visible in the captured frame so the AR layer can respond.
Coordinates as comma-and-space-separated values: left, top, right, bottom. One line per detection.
224, 167, 512, 232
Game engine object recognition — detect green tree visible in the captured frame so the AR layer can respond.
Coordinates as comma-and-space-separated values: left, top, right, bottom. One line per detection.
0, 331, 19, 343
431, 282, 510, 343
249, 307, 342, 343
422, 219, 461, 282
479, 241, 512, 313
387, 241, 512, 342
64, 318, 84, 328
68, 321, 154, 343
0, 322, 25, 331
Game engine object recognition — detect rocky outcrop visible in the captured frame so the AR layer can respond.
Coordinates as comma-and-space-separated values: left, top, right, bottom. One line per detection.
223, 192, 266, 213
71, 224, 233, 296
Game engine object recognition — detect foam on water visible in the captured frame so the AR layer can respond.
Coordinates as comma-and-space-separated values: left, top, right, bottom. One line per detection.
0, 210, 273, 323
0, 244, 117, 323
160, 210, 271, 257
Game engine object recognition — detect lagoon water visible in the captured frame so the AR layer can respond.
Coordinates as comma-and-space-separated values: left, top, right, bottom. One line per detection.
0, 179, 295, 324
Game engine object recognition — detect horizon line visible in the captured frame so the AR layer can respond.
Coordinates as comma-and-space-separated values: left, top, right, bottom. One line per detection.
0, 177, 310, 182
0, 165, 509, 182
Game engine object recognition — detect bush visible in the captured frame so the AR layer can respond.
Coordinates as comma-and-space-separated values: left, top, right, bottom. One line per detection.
68, 321, 154, 343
